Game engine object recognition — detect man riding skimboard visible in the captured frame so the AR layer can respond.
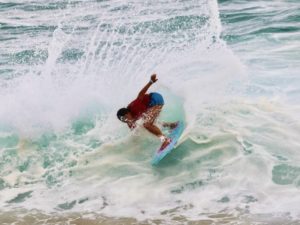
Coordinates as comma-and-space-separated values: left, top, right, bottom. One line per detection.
117, 74, 177, 149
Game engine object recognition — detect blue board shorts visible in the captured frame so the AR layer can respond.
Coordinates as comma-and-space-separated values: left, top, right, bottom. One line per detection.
149, 92, 164, 107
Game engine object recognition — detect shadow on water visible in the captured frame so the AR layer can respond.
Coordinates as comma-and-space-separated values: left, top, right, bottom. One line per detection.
153, 138, 207, 168
151, 132, 239, 180
153, 132, 232, 166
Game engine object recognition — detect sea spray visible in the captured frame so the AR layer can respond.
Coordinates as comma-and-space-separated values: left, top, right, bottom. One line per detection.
0, 0, 299, 223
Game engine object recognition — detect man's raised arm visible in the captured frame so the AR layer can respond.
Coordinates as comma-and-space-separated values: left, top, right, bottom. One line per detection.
137, 74, 158, 99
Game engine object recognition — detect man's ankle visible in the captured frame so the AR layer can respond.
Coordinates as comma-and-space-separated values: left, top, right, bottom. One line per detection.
159, 135, 166, 142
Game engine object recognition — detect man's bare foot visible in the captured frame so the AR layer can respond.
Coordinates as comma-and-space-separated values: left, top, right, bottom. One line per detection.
162, 122, 178, 130
159, 137, 172, 152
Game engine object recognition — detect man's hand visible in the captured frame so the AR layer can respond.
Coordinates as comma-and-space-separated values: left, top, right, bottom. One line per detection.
138, 73, 158, 99
151, 74, 158, 83
128, 122, 136, 130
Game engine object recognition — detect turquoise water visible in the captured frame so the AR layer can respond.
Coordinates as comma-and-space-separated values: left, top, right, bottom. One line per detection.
0, 0, 300, 224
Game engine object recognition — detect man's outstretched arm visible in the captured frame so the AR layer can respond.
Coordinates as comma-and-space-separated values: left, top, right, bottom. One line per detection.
137, 74, 158, 99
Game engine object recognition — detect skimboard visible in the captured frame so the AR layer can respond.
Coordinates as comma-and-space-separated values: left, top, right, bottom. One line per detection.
151, 121, 184, 165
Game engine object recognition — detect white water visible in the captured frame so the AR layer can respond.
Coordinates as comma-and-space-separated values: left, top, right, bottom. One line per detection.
0, 0, 300, 223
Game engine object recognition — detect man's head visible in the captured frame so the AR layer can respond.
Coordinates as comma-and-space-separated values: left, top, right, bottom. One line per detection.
117, 108, 132, 123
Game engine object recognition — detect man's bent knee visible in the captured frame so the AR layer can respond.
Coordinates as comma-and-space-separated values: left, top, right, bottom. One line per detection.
143, 123, 152, 129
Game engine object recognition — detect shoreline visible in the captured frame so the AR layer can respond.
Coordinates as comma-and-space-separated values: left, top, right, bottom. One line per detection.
0, 209, 298, 225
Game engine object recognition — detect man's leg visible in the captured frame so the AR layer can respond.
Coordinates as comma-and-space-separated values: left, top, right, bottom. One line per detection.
143, 106, 178, 134
143, 105, 172, 149
143, 123, 163, 137
143, 105, 163, 137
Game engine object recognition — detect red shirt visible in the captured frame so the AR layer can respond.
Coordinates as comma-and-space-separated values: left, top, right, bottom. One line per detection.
127, 94, 151, 120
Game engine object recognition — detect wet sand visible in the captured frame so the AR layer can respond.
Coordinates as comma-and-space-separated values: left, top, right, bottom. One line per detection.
0, 209, 299, 225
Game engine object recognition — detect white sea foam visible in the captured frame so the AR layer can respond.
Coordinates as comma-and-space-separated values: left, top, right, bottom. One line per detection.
0, 0, 300, 223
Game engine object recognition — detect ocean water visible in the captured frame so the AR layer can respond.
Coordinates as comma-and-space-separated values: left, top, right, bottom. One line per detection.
0, 0, 300, 224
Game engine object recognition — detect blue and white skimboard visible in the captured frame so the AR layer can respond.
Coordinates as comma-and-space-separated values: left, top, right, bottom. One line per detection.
151, 121, 184, 165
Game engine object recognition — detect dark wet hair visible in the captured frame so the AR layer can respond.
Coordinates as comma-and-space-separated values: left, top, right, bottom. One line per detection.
117, 108, 130, 121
